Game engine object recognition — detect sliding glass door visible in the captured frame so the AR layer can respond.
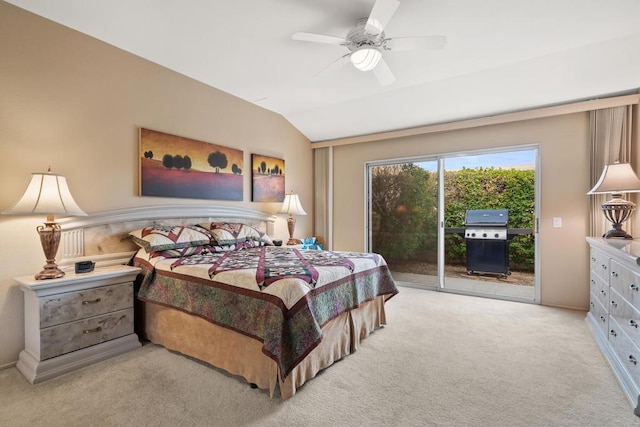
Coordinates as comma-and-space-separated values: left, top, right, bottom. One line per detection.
369, 161, 439, 288
367, 146, 538, 302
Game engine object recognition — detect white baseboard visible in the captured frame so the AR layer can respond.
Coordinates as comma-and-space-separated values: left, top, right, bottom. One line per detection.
0, 360, 17, 371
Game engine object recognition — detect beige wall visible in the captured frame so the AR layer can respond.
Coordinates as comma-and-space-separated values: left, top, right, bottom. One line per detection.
331, 113, 591, 310
0, 3, 312, 366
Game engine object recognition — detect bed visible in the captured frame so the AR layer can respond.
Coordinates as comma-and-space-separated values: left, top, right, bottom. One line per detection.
57, 205, 398, 398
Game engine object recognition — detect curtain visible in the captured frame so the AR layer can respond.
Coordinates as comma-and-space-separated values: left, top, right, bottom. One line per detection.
589, 105, 633, 237
313, 147, 333, 249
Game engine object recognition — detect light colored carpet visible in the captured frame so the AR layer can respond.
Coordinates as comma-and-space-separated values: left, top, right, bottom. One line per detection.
1, 287, 639, 427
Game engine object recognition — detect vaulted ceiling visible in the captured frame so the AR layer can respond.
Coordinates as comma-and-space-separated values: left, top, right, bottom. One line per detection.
6, 0, 640, 142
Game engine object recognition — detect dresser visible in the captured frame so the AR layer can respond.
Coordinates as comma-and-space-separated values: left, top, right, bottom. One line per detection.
15, 265, 141, 383
587, 237, 640, 416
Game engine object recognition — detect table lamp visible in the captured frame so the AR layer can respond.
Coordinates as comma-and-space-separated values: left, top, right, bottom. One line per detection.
588, 162, 640, 239
2, 169, 87, 279
278, 193, 307, 245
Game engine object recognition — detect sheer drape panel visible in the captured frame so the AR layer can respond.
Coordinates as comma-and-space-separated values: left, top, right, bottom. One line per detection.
589, 106, 632, 237
313, 147, 332, 249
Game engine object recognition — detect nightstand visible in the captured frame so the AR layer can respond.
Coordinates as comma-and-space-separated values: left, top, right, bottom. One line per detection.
15, 264, 142, 384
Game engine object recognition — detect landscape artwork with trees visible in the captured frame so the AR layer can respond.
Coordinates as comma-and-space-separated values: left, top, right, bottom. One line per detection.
139, 128, 243, 200
251, 154, 285, 202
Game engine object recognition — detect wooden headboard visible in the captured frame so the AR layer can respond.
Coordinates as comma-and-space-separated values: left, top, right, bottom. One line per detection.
57, 205, 277, 268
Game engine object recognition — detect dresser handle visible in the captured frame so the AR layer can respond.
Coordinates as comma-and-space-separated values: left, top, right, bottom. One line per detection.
602, 265, 607, 270
82, 298, 102, 305
601, 289, 606, 295
611, 300, 617, 308
611, 329, 618, 337
612, 271, 618, 278
83, 326, 102, 334
630, 284, 639, 292
629, 355, 638, 365
600, 315, 606, 322
591, 279, 596, 285
630, 320, 639, 328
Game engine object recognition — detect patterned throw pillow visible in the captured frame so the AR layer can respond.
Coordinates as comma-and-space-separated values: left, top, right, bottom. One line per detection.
209, 222, 263, 245
129, 225, 212, 252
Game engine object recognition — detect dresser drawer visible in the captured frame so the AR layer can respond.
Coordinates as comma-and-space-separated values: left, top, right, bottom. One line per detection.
40, 282, 133, 328
40, 308, 134, 360
610, 287, 640, 343
610, 259, 640, 309
590, 248, 610, 282
590, 291, 609, 338
608, 316, 640, 386
590, 270, 609, 308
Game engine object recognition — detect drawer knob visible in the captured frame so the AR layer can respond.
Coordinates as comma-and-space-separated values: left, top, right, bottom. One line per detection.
602, 265, 608, 270
611, 300, 618, 308
601, 289, 606, 295
612, 271, 618, 278
629, 355, 638, 365
590, 301, 595, 308
630, 320, 639, 329
630, 284, 639, 292
83, 326, 102, 334
600, 315, 606, 322
611, 329, 618, 337
82, 298, 102, 305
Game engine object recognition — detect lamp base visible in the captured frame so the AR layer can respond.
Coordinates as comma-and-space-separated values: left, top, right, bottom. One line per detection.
35, 220, 64, 280
603, 227, 633, 239
601, 196, 635, 240
286, 214, 297, 246
35, 265, 65, 280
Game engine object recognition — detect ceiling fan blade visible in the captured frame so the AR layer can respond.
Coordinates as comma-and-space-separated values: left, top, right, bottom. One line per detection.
383, 36, 447, 51
292, 32, 347, 46
366, 0, 400, 35
314, 53, 351, 77
373, 58, 395, 86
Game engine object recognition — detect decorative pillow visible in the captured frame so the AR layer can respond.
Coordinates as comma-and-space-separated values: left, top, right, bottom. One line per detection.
209, 222, 263, 245
129, 225, 212, 252
300, 237, 322, 250
149, 245, 208, 259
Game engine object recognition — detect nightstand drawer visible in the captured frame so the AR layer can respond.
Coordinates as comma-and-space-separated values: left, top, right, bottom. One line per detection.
40, 282, 133, 328
40, 308, 134, 360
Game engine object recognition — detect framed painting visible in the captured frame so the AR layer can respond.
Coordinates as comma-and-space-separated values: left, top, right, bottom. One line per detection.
139, 128, 243, 201
251, 154, 285, 202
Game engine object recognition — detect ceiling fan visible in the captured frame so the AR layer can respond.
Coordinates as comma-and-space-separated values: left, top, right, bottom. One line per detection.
292, 0, 446, 86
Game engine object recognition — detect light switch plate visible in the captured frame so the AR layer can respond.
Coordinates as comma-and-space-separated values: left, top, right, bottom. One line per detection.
553, 217, 562, 228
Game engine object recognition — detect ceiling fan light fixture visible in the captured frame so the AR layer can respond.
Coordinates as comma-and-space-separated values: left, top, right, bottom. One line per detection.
349, 46, 381, 71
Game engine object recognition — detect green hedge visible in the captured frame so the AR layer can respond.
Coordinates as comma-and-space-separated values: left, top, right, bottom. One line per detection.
371, 165, 535, 271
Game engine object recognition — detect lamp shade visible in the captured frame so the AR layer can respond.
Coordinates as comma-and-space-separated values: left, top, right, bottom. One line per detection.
350, 46, 382, 71
3, 172, 87, 217
278, 194, 307, 216
588, 163, 640, 195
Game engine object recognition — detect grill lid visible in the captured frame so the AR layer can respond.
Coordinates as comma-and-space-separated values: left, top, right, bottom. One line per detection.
464, 209, 508, 227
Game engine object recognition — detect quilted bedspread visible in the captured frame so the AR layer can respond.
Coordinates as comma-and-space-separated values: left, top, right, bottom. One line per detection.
134, 246, 398, 377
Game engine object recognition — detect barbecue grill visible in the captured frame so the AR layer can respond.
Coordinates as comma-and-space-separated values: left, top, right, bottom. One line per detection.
464, 209, 510, 277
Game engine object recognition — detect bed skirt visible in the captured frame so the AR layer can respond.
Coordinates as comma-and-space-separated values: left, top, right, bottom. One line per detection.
142, 295, 387, 398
